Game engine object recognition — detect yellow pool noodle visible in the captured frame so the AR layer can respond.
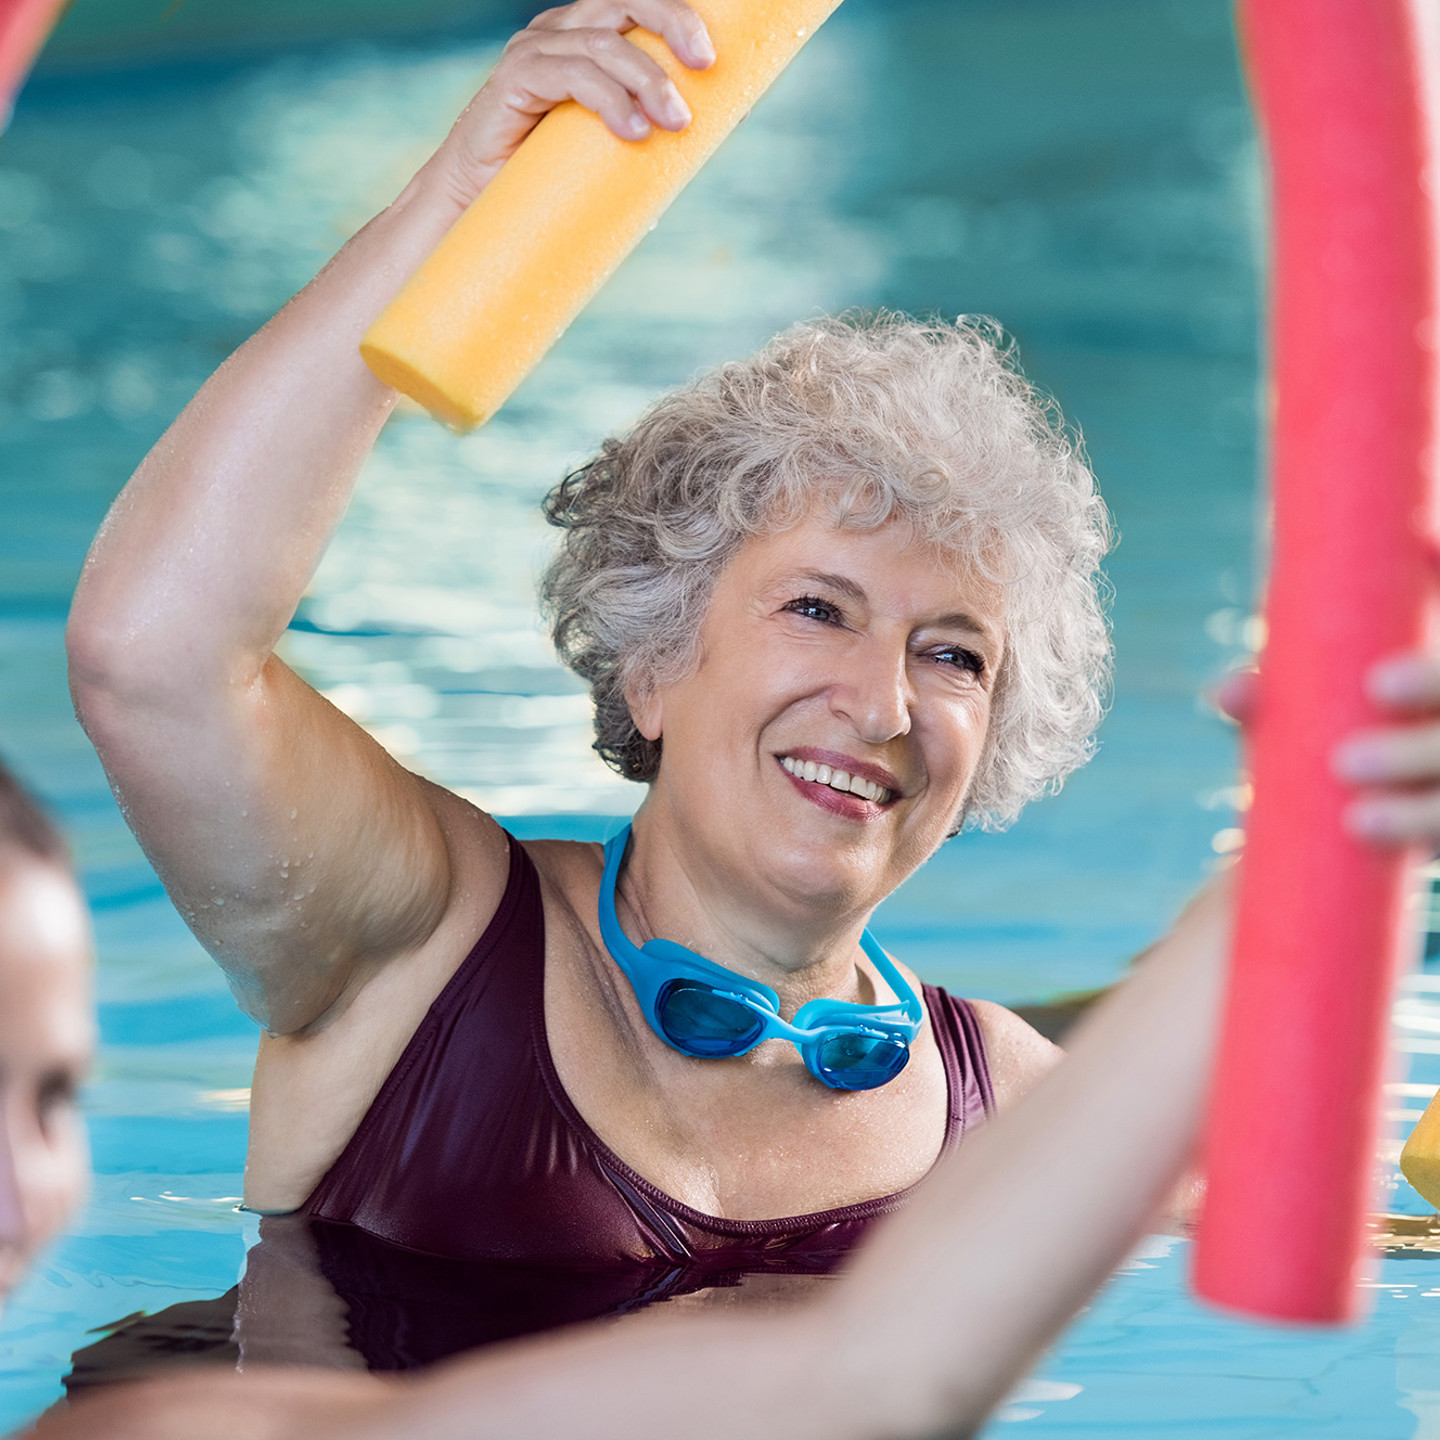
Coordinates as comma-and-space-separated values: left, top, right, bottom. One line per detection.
360, 0, 843, 430
1401, 1087, 1440, 1209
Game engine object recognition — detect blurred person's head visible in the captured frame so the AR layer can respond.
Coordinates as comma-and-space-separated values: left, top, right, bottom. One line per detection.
0, 760, 93, 1313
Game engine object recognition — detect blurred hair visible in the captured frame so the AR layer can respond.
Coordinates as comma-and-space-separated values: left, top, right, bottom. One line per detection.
541, 313, 1112, 831
0, 755, 70, 867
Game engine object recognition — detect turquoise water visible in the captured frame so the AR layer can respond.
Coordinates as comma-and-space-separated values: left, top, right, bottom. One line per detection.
2, 0, 1438, 1431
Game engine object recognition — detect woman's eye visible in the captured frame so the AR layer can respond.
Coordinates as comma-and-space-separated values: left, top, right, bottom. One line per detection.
784, 595, 842, 625
36, 1073, 77, 1133
933, 646, 985, 677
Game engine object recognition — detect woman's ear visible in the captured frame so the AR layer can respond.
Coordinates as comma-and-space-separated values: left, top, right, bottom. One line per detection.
626, 676, 663, 743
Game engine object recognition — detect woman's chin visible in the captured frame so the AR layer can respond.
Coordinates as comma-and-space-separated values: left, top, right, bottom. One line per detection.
761, 805, 958, 915
746, 825, 904, 915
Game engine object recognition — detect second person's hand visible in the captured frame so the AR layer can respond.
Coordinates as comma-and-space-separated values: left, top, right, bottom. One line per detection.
1215, 654, 1440, 850
1333, 652, 1440, 847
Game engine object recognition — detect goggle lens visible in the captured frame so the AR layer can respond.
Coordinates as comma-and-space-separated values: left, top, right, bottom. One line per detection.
657, 980, 766, 1057
815, 1031, 910, 1091
656, 982, 913, 1086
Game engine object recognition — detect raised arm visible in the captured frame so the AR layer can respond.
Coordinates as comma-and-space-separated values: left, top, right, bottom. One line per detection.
65, 0, 715, 1034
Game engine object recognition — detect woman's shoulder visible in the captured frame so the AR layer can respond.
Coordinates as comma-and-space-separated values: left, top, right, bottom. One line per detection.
514, 834, 605, 899
951, 997, 1062, 1114
508, 833, 617, 948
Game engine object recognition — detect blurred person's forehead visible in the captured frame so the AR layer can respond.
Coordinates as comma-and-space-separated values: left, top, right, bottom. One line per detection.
0, 860, 93, 1067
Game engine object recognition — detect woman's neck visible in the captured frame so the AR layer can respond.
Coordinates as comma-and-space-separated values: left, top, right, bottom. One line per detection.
618, 809, 887, 1018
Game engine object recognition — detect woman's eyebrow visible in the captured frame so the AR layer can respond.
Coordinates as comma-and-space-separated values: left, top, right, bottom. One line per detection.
788, 568, 868, 605
927, 611, 1002, 644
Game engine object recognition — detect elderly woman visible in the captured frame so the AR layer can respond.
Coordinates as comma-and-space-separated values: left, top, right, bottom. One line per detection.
61, 0, 1440, 1292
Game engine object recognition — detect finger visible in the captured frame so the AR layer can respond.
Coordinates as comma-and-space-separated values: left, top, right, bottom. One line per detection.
533, 0, 716, 70
1367, 652, 1440, 713
508, 29, 693, 131
517, 52, 667, 138
1345, 789, 1440, 847
1211, 667, 1258, 727
1333, 723, 1440, 785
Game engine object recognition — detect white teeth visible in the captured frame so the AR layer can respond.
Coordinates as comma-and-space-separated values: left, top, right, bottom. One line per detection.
780, 757, 893, 804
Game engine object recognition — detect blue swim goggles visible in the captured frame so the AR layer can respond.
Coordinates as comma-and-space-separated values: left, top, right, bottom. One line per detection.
598, 826, 923, 1091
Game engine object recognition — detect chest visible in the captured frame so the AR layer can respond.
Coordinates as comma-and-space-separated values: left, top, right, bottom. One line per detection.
542, 913, 955, 1221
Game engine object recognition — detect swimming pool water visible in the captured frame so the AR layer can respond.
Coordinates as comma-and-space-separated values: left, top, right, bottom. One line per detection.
2, 0, 1438, 1432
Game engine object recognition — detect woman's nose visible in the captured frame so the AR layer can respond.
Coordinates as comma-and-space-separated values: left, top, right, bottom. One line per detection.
831, 641, 912, 744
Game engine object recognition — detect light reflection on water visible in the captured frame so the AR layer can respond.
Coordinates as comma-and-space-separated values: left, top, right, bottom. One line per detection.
2, 0, 1437, 1434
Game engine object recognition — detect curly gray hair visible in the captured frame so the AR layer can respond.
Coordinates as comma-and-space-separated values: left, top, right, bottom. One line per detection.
540, 314, 1112, 831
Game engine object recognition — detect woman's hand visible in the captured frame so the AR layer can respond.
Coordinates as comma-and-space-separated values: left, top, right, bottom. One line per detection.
1332, 652, 1440, 845
1217, 652, 1440, 848
424, 0, 715, 208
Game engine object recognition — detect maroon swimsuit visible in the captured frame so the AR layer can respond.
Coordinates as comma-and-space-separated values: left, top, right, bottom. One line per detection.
302, 833, 994, 1270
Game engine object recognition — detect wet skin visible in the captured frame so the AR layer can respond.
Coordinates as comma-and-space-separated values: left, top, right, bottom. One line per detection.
237, 505, 1044, 1221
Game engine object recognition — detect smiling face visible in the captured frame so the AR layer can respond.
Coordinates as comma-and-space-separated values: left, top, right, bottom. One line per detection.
0, 858, 93, 1312
631, 507, 1004, 920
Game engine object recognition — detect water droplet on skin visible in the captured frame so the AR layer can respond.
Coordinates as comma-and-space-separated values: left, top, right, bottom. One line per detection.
213, 895, 225, 906
240, 809, 248, 818
289, 807, 298, 821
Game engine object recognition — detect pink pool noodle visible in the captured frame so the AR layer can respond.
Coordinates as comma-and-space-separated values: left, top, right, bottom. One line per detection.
1192, 0, 1436, 1322
0, 0, 67, 128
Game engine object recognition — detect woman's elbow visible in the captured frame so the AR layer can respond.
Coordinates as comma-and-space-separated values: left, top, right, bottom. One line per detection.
66, 577, 229, 729
65, 602, 162, 733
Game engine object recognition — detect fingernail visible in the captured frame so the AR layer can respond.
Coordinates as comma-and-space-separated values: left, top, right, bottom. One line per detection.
1333, 737, 1386, 782
1346, 801, 1395, 840
691, 27, 716, 65
1369, 656, 1428, 704
624, 111, 651, 139
661, 85, 691, 127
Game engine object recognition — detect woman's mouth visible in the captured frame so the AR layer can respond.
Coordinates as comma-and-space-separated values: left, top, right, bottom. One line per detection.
779, 754, 895, 805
